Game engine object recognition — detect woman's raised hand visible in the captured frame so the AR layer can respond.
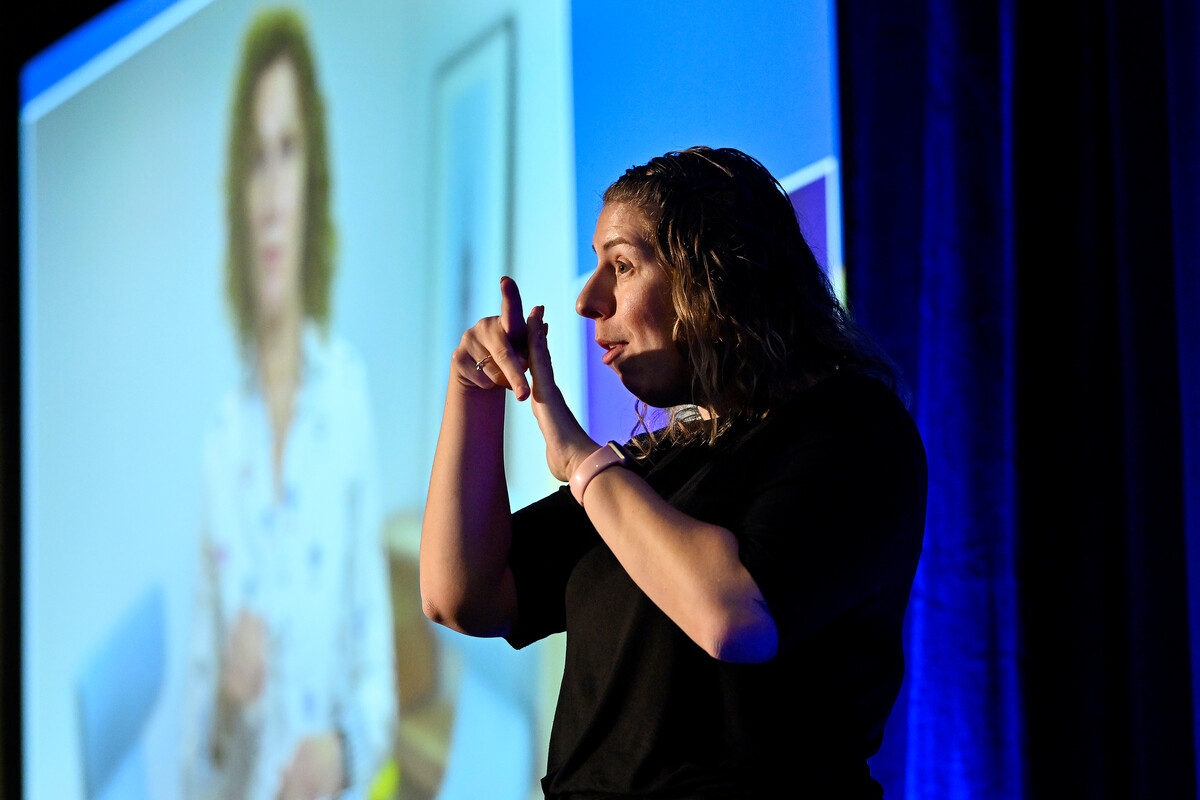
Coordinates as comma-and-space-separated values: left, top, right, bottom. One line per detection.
450, 276, 597, 481
454, 276, 536, 401
525, 305, 600, 482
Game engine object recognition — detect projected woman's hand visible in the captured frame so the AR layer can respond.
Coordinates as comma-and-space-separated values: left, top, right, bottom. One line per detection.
220, 609, 268, 706
276, 733, 344, 800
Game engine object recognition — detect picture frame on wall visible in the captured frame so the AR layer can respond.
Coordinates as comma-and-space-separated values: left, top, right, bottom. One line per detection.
428, 17, 516, 357
421, 20, 538, 800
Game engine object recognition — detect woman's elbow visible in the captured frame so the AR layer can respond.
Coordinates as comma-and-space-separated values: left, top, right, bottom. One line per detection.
420, 578, 456, 628
421, 590, 452, 628
419, 570, 473, 629
419, 573, 515, 638
703, 607, 779, 664
419, 579, 473, 633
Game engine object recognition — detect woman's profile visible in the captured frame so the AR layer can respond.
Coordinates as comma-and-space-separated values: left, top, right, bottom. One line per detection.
182, 9, 396, 799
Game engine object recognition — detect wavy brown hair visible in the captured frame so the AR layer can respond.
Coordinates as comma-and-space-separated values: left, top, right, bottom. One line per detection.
603, 147, 900, 448
224, 7, 335, 358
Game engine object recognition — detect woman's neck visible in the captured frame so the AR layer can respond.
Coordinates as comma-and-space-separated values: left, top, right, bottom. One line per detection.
258, 319, 301, 386
256, 312, 303, 500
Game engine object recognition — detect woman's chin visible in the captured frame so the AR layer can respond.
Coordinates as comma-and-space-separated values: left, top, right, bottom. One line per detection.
255, 290, 303, 333
619, 376, 691, 410
611, 351, 692, 409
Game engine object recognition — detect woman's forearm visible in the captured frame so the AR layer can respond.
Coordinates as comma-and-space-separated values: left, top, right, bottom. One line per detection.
580, 464, 779, 663
419, 376, 518, 637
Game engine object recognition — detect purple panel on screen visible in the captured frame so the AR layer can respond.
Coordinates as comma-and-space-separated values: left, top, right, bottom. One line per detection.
790, 174, 828, 272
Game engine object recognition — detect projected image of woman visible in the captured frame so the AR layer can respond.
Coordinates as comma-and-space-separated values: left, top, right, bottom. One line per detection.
421, 147, 927, 797
182, 9, 396, 800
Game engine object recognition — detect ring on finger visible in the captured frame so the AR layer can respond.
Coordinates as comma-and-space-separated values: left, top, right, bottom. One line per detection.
475, 354, 494, 372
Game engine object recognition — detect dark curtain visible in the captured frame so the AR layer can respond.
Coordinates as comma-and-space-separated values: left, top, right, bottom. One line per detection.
839, 0, 1200, 798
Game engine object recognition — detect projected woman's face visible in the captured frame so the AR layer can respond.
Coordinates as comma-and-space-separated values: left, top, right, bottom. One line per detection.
246, 57, 307, 332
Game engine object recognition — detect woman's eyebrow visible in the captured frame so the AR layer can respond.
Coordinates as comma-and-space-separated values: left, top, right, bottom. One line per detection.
593, 236, 633, 253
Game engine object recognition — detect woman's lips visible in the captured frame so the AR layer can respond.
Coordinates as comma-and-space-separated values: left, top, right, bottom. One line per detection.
599, 340, 626, 366
260, 245, 283, 269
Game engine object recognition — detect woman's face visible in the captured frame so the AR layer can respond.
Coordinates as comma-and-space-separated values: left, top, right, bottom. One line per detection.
246, 57, 307, 332
577, 203, 691, 408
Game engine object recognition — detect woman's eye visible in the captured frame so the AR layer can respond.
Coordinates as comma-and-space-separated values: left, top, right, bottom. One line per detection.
615, 261, 631, 275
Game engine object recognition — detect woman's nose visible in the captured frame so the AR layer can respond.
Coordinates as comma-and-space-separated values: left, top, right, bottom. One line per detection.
576, 267, 614, 319
251, 156, 281, 223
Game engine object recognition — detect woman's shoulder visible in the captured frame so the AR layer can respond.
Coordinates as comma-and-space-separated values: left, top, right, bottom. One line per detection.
739, 371, 923, 459
785, 371, 911, 423
301, 327, 374, 417
797, 369, 901, 405
305, 326, 367, 378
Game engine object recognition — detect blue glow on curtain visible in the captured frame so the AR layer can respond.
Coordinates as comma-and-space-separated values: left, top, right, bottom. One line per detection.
840, 0, 1200, 796
1164, 0, 1200, 791
902, 7, 1021, 793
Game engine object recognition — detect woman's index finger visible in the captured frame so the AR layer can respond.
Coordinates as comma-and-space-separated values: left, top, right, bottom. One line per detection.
500, 276, 528, 353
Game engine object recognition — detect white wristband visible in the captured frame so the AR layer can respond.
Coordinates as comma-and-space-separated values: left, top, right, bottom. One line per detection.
569, 441, 628, 504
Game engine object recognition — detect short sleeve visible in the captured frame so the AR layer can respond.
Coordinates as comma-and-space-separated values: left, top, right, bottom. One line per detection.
504, 485, 598, 649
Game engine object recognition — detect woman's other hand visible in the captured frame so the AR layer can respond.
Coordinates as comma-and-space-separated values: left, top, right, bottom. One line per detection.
526, 305, 600, 481
452, 276, 536, 401
220, 609, 268, 707
275, 732, 345, 800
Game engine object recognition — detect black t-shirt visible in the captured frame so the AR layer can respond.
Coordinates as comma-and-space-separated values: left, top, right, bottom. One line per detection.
506, 373, 927, 799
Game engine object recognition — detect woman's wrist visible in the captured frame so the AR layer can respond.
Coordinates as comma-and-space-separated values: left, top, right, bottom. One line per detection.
569, 441, 631, 504
447, 372, 509, 419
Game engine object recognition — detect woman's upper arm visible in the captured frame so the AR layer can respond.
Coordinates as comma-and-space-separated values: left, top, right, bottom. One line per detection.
504, 486, 595, 649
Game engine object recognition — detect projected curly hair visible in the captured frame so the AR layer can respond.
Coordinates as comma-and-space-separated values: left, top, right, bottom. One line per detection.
224, 7, 335, 357
602, 146, 900, 446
